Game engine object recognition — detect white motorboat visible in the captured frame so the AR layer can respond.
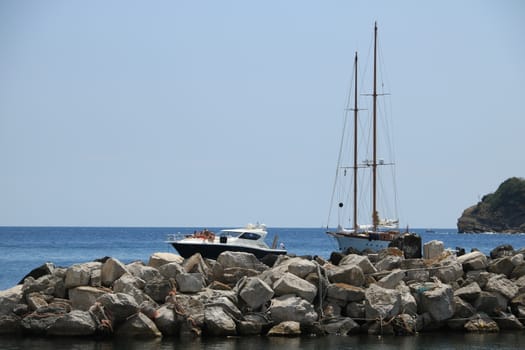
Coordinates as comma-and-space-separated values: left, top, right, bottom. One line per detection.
166, 223, 287, 260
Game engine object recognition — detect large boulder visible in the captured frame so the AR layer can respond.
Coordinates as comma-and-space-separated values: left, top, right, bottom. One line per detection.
326, 283, 365, 303
69, 286, 108, 311
423, 240, 444, 260
454, 282, 482, 302
115, 312, 162, 338
273, 272, 317, 303
238, 277, 274, 310
126, 262, 163, 283
364, 283, 401, 320
457, 251, 488, 271
321, 317, 360, 335
47, 310, 97, 336
64, 262, 101, 289
485, 275, 519, 300
176, 273, 205, 294
0, 285, 23, 315
419, 283, 455, 322
97, 293, 139, 323
101, 258, 129, 287
464, 312, 499, 332
204, 306, 236, 336
148, 252, 184, 269
488, 257, 517, 277
0, 315, 22, 334
267, 321, 301, 336
377, 269, 405, 289
268, 294, 318, 325
288, 259, 318, 279
339, 254, 377, 274
326, 264, 365, 287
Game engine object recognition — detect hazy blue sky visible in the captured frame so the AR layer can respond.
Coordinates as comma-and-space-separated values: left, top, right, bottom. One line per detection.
1, 0, 524, 228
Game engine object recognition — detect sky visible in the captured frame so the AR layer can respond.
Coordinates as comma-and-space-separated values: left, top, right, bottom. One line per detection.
0, 0, 524, 228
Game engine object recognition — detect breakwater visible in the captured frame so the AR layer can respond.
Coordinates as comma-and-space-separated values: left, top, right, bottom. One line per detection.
1, 240, 524, 338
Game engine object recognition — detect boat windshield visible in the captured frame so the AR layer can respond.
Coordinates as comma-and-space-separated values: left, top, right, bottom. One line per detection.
239, 232, 261, 240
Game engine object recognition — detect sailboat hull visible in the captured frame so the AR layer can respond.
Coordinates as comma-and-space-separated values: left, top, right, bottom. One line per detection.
327, 231, 395, 252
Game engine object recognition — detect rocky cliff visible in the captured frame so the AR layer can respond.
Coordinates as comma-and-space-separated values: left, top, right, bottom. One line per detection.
457, 177, 525, 233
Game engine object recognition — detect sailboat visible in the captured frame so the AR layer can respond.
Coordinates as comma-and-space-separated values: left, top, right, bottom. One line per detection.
326, 22, 402, 253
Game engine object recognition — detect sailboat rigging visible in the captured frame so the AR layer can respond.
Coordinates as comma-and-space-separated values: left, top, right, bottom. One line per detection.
326, 22, 402, 253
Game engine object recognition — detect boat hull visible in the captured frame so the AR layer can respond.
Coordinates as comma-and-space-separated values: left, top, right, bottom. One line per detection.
327, 231, 393, 252
169, 242, 287, 260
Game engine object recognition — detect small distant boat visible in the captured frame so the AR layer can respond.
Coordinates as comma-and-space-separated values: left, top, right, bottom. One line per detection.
166, 223, 287, 260
326, 22, 411, 253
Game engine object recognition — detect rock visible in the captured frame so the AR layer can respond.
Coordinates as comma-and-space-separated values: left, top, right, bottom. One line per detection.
288, 259, 317, 279
396, 282, 418, 316
115, 312, 162, 338
464, 312, 499, 332
273, 272, 317, 303
216, 251, 268, 272
457, 251, 488, 271
97, 292, 139, 323
494, 311, 523, 330
485, 275, 519, 300
20, 310, 63, 335
154, 304, 178, 336
26, 292, 48, 311
423, 240, 444, 260
326, 264, 365, 287
474, 291, 506, 315
490, 244, 515, 259
321, 317, 360, 335
68, 286, 108, 311
419, 283, 455, 322
101, 258, 129, 287
510, 293, 525, 319
431, 260, 463, 283
455, 282, 482, 302
377, 269, 405, 289
112, 274, 153, 305
183, 253, 211, 278
449, 296, 476, 330
465, 270, 492, 289
148, 252, 184, 269
17, 262, 55, 284
488, 257, 516, 277
375, 255, 402, 272
47, 310, 97, 336
326, 283, 365, 303
268, 294, 318, 325
64, 262, 101, 289
204, 306, 236, 336
345, 301, 365, 320
158, 262, 185, 280
267, 321, 301, 336
144, 278, 173, 304
238, 277, 274, 310
176, 273, 205, 294
364, 283, 401, 320
339, 254, 377, 274
127, 262, 163, 283
405, 269, 430, 283
511, 262, 525, 279
0, 315, 22, 334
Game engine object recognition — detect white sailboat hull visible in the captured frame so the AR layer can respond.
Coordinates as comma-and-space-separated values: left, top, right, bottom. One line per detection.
327, 231, 394, 252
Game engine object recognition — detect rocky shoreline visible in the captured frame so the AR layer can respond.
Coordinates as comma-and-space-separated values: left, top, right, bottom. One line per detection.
1, 240, 525, 339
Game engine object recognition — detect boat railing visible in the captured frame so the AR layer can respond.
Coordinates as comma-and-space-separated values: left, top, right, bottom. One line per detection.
165, 233, 185, 242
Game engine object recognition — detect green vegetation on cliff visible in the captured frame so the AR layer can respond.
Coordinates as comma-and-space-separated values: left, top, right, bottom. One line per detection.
457, 177, 525, 233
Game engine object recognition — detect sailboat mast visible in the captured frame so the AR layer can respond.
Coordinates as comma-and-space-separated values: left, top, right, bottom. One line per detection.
372, 21, 378, 231
353, 52, 358, 232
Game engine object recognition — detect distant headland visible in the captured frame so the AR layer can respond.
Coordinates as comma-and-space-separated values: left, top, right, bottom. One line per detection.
457, 177, 525, 233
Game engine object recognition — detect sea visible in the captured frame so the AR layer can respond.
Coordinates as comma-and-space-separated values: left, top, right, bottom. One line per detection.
1, 226, 524, 349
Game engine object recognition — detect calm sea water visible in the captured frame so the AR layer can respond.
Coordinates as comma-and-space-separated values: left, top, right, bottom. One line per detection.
1, 226, 524, 349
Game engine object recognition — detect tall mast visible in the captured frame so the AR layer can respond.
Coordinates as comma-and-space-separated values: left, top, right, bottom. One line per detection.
372, 21, 378, 231
353, 52, 358, 232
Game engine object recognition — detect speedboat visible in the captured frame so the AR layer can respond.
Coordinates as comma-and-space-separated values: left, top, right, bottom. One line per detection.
165, 223, 287, 260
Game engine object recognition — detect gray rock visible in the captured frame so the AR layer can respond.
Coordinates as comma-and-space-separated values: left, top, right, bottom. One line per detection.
419, 283, 455, 322
339, 254, 377, 274
268, 294, 318, 325
326, 283, 365, 303
474, 291, 506, 315
144, 278, 173, 303
405, 269, 430, 283
216, 251, 268, 272
0, 314, 22, 334
511, 262, 525, 279
345, 301, 365, 320
396, 282, 418, 316
457, 251, 488, 271
176, 273, 205, 294
238, 277, 274, 310
488, 257, 515, 277
377, 269, 405, 289
148, 252, 184, 269
26, 292, 48, 311
321, 317, 360, 335
158, 262, 185, 280
365, 283, 401, 320
288, 259, 317, 279
267, 321, 301, 336
115, 312, 162, 338
97, 292, 139, 323
510, 293, 525, 319
375, 255, 402, 272
326, 264, 365, 287
431, 261, 463, 283
423, 240, 444, 259
485, 275, 519, 300
494, 311, 524, 330
101, 258, 129, 287
47, 310, 97, 336
22, 274, 65, 299
127, 262, 163, 283
273, 272, 317, 303
153, 304, 177, 336
69, 286, 108, 311
64, 262, 101, 289
204, 305, 236, 336
455, 282, 482, 302
20, 311, 63, 335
